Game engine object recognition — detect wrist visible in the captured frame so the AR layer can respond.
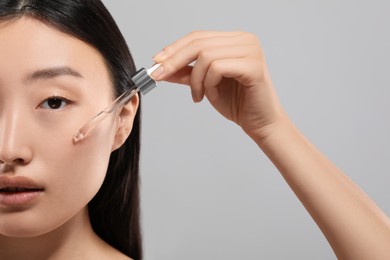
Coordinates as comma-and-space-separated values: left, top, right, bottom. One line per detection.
247, 112, 296, 148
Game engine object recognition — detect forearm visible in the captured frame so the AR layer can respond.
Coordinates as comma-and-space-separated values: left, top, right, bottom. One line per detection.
256, 117, 390, 259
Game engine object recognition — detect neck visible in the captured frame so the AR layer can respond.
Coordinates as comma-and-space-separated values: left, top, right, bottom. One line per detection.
0, 208, 107, 260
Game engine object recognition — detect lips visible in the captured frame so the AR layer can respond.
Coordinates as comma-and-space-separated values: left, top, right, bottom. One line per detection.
0, 187, 42, 192
0, 176, 44, 206
0, 175, 44, 190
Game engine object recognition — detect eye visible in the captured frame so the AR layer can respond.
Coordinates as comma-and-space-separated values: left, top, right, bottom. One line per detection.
39, 95, 71, 110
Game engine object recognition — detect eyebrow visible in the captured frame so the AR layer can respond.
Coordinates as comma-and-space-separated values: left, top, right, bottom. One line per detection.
24, 66, 84, 82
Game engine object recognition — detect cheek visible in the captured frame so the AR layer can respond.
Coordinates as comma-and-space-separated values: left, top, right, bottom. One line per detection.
41, 115, 116, 205
0, 116, 117, 237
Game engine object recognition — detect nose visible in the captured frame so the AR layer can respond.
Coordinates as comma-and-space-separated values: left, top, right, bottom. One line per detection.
0, 108, 33, 167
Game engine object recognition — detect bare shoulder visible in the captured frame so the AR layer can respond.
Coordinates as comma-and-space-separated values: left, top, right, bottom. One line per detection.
109, 249, 133, 260
95, 245, 133, 260
99, 243, 133, 260
90, 233, 134, 260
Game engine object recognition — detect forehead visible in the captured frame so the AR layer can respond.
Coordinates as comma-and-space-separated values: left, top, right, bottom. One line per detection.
0, 17, 109, 84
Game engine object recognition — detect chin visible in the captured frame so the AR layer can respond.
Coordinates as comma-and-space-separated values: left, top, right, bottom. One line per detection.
0, 222, 57, 238
0, 211, 65, 238
1, 226, 46, 238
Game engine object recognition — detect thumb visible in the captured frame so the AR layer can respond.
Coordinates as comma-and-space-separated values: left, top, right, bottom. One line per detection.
157, 65, 193, 86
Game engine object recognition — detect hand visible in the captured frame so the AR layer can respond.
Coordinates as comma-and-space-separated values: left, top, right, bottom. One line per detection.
152, 31, 286, 141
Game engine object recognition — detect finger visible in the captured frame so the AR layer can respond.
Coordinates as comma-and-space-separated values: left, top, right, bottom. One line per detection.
151, 34, 256, 81
203, 58, 261, 101
153, 31, 244, 61
190, 44, 261, 102
159, 66, 207, 103
163, 65, 193, 85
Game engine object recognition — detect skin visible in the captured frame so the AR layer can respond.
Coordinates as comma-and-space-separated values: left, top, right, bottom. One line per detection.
152, 31, 390, 259
0, 18, 138, 260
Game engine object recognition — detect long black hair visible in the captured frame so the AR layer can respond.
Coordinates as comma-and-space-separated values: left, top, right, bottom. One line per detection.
0, 1, 142, 259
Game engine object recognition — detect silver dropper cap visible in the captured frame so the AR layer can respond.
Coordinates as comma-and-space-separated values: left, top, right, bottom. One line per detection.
131, 64, 160, 95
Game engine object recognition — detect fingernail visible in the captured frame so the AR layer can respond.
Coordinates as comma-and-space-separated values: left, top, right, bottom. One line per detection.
151, 64, 164, 80
192, 95, 200, 103
153, 50, 165, 61
192, 93, 204, 103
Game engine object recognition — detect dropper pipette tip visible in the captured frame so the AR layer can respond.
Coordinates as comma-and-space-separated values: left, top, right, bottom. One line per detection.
73, 131, 84, 143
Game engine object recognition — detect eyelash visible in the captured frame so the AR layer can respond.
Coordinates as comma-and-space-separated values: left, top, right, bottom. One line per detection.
39, 94, 72, 110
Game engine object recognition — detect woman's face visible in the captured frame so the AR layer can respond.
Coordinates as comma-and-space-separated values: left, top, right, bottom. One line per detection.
0, 17, 127, 237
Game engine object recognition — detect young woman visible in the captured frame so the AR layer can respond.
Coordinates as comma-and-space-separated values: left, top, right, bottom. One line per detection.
0, 1, 141, 259
0, 1, 389, 260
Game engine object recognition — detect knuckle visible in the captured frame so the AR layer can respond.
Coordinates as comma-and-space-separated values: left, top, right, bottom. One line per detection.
248, 44, 263, 56
243, 32, 261, 44
188, 30, 204, 38
189, 37, 203, 48
198, 49, 213, 62
209, 61, 221, 74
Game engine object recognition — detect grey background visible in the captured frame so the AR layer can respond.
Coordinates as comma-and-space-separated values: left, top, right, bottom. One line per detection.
103, 1, 390, 259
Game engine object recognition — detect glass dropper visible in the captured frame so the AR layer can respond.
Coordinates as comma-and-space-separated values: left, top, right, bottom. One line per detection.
73, 64, 160, 143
